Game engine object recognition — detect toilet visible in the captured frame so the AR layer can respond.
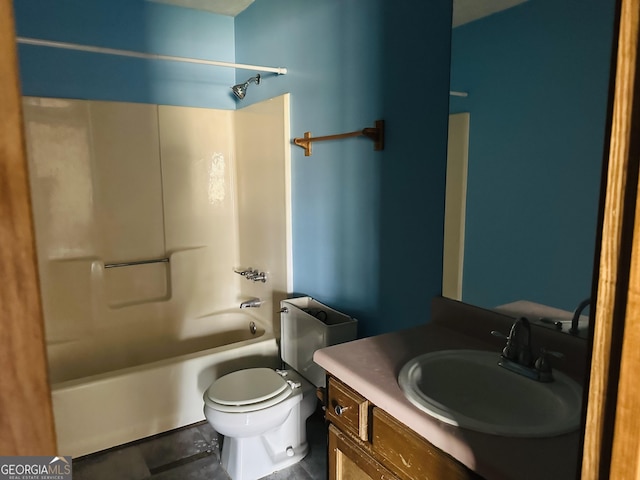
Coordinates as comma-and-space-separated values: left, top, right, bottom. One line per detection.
203, 297, 357, 480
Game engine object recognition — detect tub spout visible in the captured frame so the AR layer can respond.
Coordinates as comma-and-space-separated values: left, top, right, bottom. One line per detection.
240, 297, 262, 309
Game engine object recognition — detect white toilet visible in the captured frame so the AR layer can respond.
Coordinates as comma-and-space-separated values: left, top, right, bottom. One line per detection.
203, 297, 357, 480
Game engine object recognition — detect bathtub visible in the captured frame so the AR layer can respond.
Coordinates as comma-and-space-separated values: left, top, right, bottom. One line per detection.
51, 312, 279, 458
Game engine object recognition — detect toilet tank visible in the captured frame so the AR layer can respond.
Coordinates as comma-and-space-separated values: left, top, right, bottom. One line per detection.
281, 297, 357, 388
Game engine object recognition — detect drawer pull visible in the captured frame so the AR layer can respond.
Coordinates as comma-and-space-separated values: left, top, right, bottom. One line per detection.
334, 404, 349, 416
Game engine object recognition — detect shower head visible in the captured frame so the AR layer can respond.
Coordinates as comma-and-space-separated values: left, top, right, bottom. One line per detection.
231, 74, 261, 100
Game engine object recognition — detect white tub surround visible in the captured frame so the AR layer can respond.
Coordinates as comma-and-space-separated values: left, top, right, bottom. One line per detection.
23, 94, 292, 456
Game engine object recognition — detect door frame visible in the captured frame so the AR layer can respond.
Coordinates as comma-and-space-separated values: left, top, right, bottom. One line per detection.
581, 0, 640, 477
0, 0, 57, 455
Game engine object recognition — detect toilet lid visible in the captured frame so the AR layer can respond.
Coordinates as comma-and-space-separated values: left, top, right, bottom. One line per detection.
206, 368, 289, 406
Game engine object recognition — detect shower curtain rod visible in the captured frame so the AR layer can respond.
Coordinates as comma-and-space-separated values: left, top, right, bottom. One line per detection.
16, 37, 288, 75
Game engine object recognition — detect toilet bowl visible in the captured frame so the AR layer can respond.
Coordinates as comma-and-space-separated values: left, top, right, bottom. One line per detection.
203, 297, 357, 480
203, 367, 316, 480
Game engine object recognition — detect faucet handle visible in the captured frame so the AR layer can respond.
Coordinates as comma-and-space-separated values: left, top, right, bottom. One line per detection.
490, 330, 508, 340
234, 267, 255, 276
542, 348, 564, 359
247, 271, 267, 282
534, 348, 564, 380
491, 329, 518, 361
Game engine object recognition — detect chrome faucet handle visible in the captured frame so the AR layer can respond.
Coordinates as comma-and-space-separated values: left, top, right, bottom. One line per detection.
234, 267, 255, 276
240, 270, 267, 282
534, 348, 564, 381
491, 329, 516, 361
491, 330, 508, 340
251, 272, 267, 283
535, 348, 564, 366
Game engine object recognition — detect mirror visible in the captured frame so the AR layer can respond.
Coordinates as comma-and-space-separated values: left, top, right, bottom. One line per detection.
443, 0, 616, 327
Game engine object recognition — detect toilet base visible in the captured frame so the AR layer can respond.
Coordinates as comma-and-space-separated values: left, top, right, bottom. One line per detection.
218, 388, 314, 480
221, 435, 309, 480
205, 369, 317, 480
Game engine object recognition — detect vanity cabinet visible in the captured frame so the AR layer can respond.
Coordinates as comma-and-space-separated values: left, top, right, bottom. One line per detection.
328, 425, 399, 480
325, 376, 482, 480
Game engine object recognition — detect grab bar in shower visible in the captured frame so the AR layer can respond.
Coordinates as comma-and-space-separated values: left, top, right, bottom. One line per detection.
104, 257, 169, 269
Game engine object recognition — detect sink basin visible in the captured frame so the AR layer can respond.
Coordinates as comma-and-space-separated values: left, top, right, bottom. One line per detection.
398, 350, 583, 437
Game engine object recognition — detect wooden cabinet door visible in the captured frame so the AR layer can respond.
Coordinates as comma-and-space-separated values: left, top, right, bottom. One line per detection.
371, 408, 481, 480
329, 424, 399, 480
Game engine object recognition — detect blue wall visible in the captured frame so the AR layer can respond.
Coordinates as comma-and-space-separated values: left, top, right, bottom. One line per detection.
235, 0, 452, 336
14, 0, 452, 337
449, 0, 615, 311
14, 0, 237, 108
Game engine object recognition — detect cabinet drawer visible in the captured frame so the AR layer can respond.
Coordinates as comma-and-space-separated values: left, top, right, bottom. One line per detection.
372, 408, 481, 480
326, 377, 370, 441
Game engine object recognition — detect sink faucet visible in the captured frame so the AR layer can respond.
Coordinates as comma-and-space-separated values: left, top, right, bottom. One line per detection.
569, 298, 590, 335
492, 317, 533, 367
492, 317, 562, 382
240, 297, 262, 309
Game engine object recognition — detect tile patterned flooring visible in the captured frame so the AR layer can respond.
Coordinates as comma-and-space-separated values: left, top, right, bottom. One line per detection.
72, 411, 327, 480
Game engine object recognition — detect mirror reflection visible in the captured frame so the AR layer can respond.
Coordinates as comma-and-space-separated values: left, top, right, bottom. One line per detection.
444, 0, 616, 333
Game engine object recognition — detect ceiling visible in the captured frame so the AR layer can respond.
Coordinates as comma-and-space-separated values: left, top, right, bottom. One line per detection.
149, 0, 255, 16
453, 0, 527, 27
150, 0, 528, 26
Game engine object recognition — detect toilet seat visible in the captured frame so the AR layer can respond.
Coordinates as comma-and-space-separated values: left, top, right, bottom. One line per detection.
204, 368, 297, 413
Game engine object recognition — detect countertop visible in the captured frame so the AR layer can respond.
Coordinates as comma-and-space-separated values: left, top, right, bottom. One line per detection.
313, 297, 588, 480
